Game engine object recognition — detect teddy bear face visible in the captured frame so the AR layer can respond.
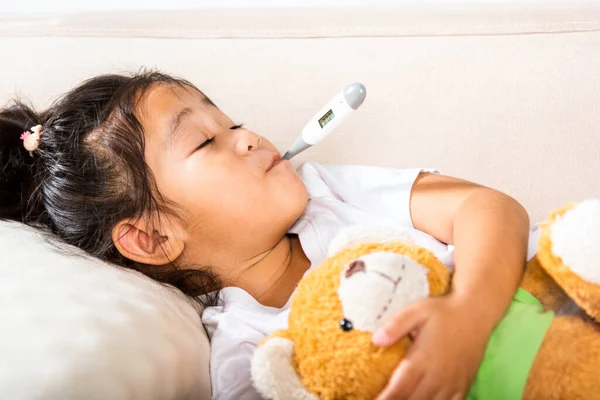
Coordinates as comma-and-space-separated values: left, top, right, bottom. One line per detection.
338, 252, 430, 334
285, 242, 451, 399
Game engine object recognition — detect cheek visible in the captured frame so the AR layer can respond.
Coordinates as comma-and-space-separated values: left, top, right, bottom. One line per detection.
207, 169, 308, 229
165, 155, 308, 229
186, 165, 265, 217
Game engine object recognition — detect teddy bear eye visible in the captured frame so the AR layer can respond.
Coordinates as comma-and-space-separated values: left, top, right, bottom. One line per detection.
339, 318, 354, 332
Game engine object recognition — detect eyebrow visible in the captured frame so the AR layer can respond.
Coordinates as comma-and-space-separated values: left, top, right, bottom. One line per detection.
164, 97, 216, 151
167, 107, 193, 147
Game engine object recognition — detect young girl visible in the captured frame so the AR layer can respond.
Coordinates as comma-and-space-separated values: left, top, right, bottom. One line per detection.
0, 71, 530, 400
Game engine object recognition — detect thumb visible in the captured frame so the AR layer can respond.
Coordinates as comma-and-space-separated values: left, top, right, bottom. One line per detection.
372, 299, 430, 347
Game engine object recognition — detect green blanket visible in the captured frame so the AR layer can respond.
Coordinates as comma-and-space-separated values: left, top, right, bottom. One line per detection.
467, 288, 554, 400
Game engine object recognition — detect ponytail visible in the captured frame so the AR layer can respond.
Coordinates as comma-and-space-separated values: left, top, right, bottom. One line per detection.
0, 101, 42, 222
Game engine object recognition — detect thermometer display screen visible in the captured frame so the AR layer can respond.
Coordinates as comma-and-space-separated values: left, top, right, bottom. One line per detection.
318, 109, 335, 128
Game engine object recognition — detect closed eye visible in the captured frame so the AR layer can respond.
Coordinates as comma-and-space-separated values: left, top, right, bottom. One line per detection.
195, 137, 214, 151
193, 124, 243, 152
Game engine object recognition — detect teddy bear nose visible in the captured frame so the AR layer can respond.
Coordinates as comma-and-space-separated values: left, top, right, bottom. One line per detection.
339, 318, 354, 332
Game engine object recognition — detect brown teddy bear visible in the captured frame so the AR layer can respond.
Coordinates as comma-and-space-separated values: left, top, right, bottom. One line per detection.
251, 200, 600, 400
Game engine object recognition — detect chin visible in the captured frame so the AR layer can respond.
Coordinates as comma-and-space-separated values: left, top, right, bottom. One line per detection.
294, 181, 309, 208
268, 171, 308, 222
292, 188, 309, 219
280, 186, 309, 226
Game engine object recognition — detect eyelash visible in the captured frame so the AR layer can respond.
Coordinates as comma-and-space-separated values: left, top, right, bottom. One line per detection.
195, 124, 244, 151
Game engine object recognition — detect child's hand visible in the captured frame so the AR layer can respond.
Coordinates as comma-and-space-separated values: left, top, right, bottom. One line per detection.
372, 295, 492, 400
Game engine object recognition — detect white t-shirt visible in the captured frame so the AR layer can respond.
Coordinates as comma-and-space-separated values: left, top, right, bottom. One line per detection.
202, 161, 454, 399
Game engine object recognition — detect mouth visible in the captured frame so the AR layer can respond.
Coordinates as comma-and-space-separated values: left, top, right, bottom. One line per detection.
267, 153, 283, 171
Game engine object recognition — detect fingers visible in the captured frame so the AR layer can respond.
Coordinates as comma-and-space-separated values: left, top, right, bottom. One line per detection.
408, 374, 439, 400
432, 390, 465, 400
409, 377, 463, 400
375, 359, 424, 400
372, 299, 431, 347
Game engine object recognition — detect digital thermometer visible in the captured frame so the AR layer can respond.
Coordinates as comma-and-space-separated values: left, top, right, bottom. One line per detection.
282, 82, 367, 160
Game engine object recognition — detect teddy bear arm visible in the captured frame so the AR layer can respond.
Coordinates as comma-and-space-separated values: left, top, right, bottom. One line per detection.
523, 315, 600, 399
251, 334, 319, 400
520, 257, 571, 313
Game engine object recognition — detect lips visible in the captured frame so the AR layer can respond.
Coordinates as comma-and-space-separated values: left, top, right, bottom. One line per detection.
267, 153, 282, 171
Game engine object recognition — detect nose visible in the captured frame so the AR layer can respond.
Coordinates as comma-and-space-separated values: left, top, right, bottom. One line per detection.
233, 128, 262, 156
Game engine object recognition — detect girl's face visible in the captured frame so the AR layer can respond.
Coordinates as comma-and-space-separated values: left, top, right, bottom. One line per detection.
139, 84, 308, 281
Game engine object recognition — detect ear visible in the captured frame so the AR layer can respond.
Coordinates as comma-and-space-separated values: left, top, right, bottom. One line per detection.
112, 216, 185, 265
251, 336, 318, 400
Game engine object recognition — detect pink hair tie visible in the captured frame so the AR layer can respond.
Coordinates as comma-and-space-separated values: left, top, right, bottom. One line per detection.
20, 124, 43, 156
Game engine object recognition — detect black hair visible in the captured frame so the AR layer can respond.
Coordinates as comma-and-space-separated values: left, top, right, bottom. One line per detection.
0, 71, 220, 306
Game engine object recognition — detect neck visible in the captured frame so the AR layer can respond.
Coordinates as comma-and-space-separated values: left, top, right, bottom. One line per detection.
236, 234, 310, 308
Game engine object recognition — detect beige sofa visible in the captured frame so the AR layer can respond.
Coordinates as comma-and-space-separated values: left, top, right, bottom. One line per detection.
1, 3, 599, 399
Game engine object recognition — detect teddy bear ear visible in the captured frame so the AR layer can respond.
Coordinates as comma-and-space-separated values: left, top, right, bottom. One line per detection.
251, 337, 318, 400
328, 225, 415, 256
543, 198, 600, 285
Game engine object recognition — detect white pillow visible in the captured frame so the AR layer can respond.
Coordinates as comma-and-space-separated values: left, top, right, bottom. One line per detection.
0, 221, 211, 399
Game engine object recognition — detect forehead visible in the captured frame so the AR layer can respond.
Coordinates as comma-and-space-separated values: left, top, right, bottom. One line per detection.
141, 83, 211, 121
138, 83, 220, 142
